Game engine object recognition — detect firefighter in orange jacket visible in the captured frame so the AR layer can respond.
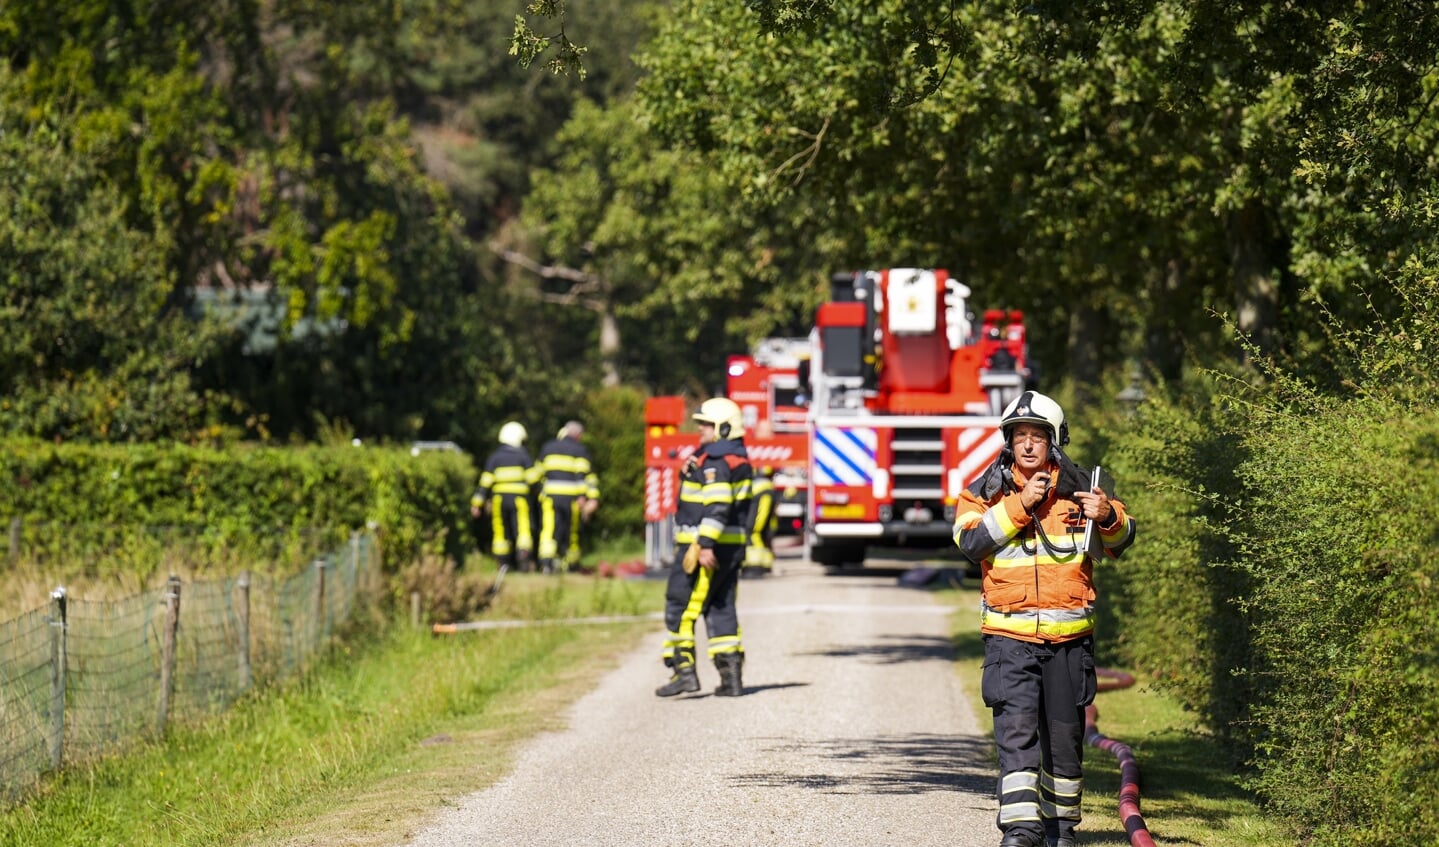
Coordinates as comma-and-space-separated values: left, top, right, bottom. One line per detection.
953, 391, 1136, 847
656, 397, 753, 698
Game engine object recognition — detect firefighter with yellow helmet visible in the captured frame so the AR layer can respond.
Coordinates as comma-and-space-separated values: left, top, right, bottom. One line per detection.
471, 420, 537, 572
952, 391, 1137, 847
656, 397, 753, 697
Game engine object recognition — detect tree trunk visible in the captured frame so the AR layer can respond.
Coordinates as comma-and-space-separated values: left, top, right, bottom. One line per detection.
1067, 301, 1106, 407
598, 302, 621, 387
1227, 200, 1279, 363
1144, 258, 1186, 382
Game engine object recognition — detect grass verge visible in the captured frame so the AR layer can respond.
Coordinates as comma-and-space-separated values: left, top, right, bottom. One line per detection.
0, 566, 666, 847
938, 580, 1295, 847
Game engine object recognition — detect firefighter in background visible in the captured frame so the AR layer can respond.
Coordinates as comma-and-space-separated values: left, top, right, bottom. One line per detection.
743, 465, 776, 578
470, 421, 537, 572
656, 397, 753, 698
535, 420, 600, 574
952, 391, 1136, 847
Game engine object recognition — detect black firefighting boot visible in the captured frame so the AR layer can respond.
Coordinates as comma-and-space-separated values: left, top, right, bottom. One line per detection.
655, 663, 700, 697
998, 829, 1044, 847
714, 653, 744, 697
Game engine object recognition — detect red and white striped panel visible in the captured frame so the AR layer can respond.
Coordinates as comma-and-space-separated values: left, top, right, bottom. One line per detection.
952, 426, 1004, 495
747, 444, 795, 464
645, 467, 679, 522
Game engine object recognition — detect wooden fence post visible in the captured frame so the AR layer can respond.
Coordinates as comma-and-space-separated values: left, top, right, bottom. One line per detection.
157, 575, 181, 737
237, 571, 252, 692
314, 558, 328, 645
9, 516, 22, 566
48, 587, 67, 770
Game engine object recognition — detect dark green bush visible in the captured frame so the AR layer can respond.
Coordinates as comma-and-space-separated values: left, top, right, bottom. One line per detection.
580, 384, 647, 543
0, 440, 475, 575
1224, 382, 1439, 845
1093, 272, 1439, 843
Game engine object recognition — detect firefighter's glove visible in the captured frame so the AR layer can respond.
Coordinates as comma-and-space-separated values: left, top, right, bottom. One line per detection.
681, 542, 701, 574
745, 545, 769, 567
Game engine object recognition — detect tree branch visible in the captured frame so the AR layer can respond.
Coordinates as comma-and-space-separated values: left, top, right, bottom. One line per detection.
771, 115, 831, 187
491, 245, 604, 310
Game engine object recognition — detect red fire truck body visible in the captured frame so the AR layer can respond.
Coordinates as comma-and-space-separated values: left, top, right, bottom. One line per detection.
642, 340, 812, 566
642, 268, 1031, 569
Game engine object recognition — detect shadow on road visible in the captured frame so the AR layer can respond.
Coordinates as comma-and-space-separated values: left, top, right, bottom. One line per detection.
728, 732, 994, 797
795, 633, 956, 665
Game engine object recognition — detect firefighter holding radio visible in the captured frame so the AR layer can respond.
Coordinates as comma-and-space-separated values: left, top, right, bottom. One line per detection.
952, 391, 1137, 847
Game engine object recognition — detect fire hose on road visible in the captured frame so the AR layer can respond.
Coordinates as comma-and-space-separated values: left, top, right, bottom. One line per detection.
1086, 668, 1156, 847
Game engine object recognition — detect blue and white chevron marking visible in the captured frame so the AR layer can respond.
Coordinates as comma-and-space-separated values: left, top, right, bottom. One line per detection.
813, 427, 877, 486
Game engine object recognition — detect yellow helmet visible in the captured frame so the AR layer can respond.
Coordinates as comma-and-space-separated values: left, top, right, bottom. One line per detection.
693, 397, 745, 440
498, 421, 527, 447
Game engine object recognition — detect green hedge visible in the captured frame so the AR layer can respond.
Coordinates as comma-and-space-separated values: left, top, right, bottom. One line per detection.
0, 439, 476, 574
1224, 384, 1439, 845
1087, 281, 1439, 843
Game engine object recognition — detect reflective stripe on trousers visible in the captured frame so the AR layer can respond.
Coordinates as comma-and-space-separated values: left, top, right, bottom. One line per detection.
981, 634, 1095, 842
489, 493, 533, 557
661, 543, 744, 668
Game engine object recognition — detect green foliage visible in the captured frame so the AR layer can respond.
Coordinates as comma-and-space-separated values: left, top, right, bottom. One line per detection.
1217, 313, 1439, 844
579, 384, 646, 538
0, 439, 476, 575
512, 1, 590, 79
1096, 270, 1439, 842
1087, 369, 1257, 733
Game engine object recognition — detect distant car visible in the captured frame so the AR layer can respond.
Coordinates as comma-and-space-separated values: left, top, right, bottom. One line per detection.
409, 440, 463, 456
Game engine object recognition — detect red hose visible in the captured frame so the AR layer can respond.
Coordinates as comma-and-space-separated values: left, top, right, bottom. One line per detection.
1084, 668, 1157, 847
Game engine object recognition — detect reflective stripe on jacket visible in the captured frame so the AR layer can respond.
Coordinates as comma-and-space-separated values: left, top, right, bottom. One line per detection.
474, 444, 535, 503
673, 439, 752, 547
952, 461, 1135, 643
537, 436, 600, 499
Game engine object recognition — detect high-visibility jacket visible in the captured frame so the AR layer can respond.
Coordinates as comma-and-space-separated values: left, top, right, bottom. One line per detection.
535, 436, 599, 501
953, 460, 1135, 644
471, 444, 536, 508
674, 439, 753, 549
748, 474, 776, 541
745, 472, 776, 566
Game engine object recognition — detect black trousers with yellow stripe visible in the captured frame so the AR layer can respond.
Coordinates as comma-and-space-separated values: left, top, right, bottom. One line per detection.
981, 634, 1096, 843
661, 543, 744, 669
537, 493, 581, 568
488, 492, 533, 569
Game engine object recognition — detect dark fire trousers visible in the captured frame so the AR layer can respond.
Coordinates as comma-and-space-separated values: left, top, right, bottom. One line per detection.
661, 543, 744, 669
981, 634, 1096, 842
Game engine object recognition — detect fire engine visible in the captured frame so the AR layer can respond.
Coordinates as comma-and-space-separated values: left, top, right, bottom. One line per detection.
642, 267, 1032, 569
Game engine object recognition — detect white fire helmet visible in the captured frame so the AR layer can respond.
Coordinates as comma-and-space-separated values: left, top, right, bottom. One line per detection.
1000, 391, 1069, 447
498, 421, 527, 447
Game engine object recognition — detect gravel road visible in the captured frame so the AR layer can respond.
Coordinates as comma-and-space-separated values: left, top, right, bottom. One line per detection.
404, 556, 1000, 847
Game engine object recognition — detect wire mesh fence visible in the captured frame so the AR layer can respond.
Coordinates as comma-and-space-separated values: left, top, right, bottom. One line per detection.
0, 531, 380, 806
